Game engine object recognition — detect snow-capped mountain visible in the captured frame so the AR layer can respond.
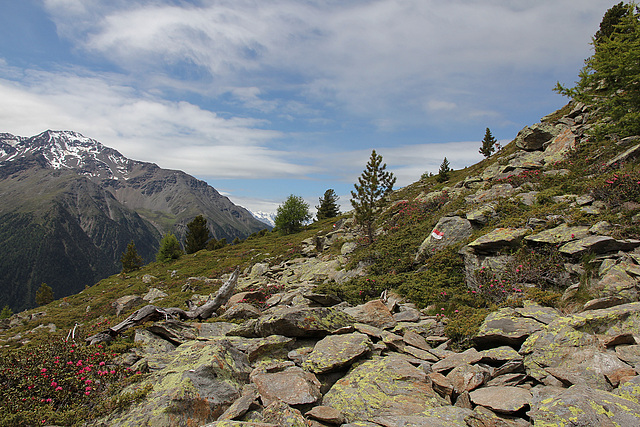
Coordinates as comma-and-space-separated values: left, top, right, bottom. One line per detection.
251, 211, 277, 228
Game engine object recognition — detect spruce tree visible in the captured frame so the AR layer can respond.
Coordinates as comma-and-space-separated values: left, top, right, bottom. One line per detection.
274, 194, 312, 234
35, 283, 54, 306
436, 157, 452, 183
316, 189, 340, 221
120, 240, 143, 273
156, 233, 183, 262
0, 305, 13, 319
350, 150, 396, 243
184, 215, 210, 254
479, 127, 498, 158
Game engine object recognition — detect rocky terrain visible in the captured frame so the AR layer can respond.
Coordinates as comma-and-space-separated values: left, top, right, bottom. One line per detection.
2, 100, 640, 426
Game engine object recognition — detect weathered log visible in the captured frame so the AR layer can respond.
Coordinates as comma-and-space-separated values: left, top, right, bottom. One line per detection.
86, 268, 239, 345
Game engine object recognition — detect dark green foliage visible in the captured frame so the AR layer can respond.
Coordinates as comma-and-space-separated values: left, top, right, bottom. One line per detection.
184, 215, 210, 254
350, 150, 396, 243
591, 170, 640, 207
479, 127, 498, 158
436, 157, 451, 183
444, 308, 489, 350
206, 237, 228, 250
35, 283, 54, 306
120, 241, 143, 273
316, 189, 341, 221
555, 2, 640, 137
0, 305, 13, 319
232, 237, 242, 245
156, 233, 183, 262
274, 194, 312, 234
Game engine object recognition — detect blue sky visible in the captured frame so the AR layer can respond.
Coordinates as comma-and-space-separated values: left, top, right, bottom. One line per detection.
0, 0, 621, 214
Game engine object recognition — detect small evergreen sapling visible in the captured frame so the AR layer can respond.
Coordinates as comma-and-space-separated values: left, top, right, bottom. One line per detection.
436, 157, 452, 183
120, 241, 143, 273
35, 283, 54, 306
316, 189, 341, 221
479, 127, 498, 158
351, 150, 396, 243
184, 215, 210, 254
156, 233, 183, 262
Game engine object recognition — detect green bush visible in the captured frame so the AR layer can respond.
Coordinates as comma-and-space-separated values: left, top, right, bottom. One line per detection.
156, 233, 183, 263
444, 307, 488, 350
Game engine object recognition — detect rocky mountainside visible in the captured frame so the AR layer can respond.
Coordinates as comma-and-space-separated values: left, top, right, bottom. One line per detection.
0, 130, 268, 312
2, 99, 640, 426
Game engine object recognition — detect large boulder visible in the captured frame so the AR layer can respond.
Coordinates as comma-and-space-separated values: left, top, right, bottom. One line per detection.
342, 300, 397, 329
514, 123, 562, 151
416, 216, 474, 260
473, 307, 546, 349
251, 366, 322, 407
466, 227, 529, 253
303, 332, 373, 374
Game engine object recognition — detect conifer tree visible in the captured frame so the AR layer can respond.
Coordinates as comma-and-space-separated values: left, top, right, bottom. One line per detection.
316, 189, 341, 221
120, 240, 143, 273
436, 157, 452, 183
184, 215, 210, 254
479, 128, 498, 158
156, 233, 183, 262
274, 194, 312, 234
0, 305, 13, 319
35, 283, 54, 306
350, 150, 396, 243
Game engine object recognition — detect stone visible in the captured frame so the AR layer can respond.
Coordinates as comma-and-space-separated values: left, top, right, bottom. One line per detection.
228, 306, 357, 338
251, 365, 321, 407
466, 204, 497, 225
370, 407, 476, 427
393, 308, 421, 323
147, 320, 198, 344
221, 303, 262, 321
228, 291, 268, 307
305, 406, 345, 425
431, 348, 483, 373
217, 384, 258, 421
480, 346, 523, 365
515, 302, 560, 325
415, 216, 474, 260
582, 295, 629, 311
514, 123, 561, 151
245, 335, 295, 363
446, 364, 490, 395
606, 142, 640, 168
303, 333, 373, 374
468, 184, 516, 204
402, 330, 432, 352
466, 227, 529, 253
343, 300, 397, 329
262, 400, 309, 427
597, 264, 639, 301
529, 385, 640, 426
524, 223, 590, 245
322, 354, 446, 422
429, 372, 454, 398
134, 328, 177, 355
143, 287, 168, 303
474, 307, 545, 348
469, 386, 532, 415
402, 345, 438, 363
111, 295, 143, 316
560, 235, 640, 256
542, 127, 577, 164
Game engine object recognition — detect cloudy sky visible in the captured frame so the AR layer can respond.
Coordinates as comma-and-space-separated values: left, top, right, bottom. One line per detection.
0, 0, 619, 214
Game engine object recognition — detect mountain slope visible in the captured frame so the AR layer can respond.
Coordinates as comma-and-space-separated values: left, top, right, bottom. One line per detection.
0, 130, 268, 311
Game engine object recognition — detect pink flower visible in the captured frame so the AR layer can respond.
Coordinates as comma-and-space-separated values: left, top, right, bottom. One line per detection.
85, 391, 91, 396
55, 386, 62, 391
50, 381, 57, 387
40, 368, 47, 373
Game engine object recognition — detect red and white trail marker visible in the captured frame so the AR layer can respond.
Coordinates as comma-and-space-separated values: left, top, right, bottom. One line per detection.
431, 229, 444, 240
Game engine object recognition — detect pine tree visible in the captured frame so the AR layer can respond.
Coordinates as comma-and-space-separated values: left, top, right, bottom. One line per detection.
350, 150, 396, 243
0, 305, 13, 319
316, 189, 341, 221
156, 233, 183, 262
207, 237, 228, 250
120, 240, 143, 273
479, 127, 498, 158
274, 194, 312, 234
436, 157, 452, 183
184, 215, 210, 254
35, 283, 54, 306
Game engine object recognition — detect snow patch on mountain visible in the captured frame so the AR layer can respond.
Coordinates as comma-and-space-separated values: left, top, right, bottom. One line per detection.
251, 211, 276, 228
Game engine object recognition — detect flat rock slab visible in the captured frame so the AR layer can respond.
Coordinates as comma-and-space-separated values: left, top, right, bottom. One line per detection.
524, 223, 590, 245
323, 354, 446, 422
343, 300, 397, 329
432, 348, 483, 373
371, 407, 476, 427
251, 366, 321, 407
474, 307, 545, 348
529, 385, 640, 426
466, 227, 529, 252
446, 364, 490, 395
469, 386, 532, 414
303, 332, 373, 374
305, 406, 345, 425
560, 235, 640, 256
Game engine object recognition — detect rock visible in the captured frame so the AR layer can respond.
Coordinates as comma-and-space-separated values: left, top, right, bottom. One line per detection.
142, 274, 158, 284
111, 295, 143, 316
147, 320, 198, 344
134, 328, 177, 355
369, 407, 476, 427
474, 307, 545, 348
466, 204, 497, 225
393, 308, 421, 323
262, 400, 309, 427
582, 295, 629, 311
529, 385, 640, 426
446, 364, 490, 395
303, 291, 342, 307
524, 223, 590, 245
606, 142, 640, 167
251, 365, 321, 407
468, 184, 516, 204
415, 216, 474, 260
101, 340, 251, 426
514, 123, 562, 151
228, 291, 268, 307
597, 263, 639, 301
229, 306, 356, 338
343, 300, 397, 329
245, 335, 295, 363
402, 330, 432, 352
303, 332, 372, 374
222, 303, 262, 321
217, 384, 258, 421
305, 406, 345, 425
515, 302, 560, 325
250, 263, 269, 278
466, 227, 529, 253
480, 346, 523, 365
559, 235, 640, 256
431, 348, 483, 373
322, 354, 446, 422
542, 128, 577, 164
143, 287, 167, 303
469, 386, 532, 415
429, 371, 454, 398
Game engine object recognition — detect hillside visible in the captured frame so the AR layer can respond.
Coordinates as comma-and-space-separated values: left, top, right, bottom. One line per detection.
0, 131, 268, 312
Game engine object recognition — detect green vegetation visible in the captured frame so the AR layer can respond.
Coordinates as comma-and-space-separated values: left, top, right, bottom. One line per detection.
35, 283, 54, 307
436, 157, 451, 183
0, 305, 13, 319
479, 127, 498, 158
184, 215, 210, 254
274, 194, 312, 235
156, 233, 183, 263
120, 241, 143, 274
316, 189, 341, 221
350, 150, 396, 243
555, 2, 640, 137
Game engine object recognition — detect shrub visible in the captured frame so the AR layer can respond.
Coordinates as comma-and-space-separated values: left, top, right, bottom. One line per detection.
120, 241, 143, 273
444, 307, 489, 350
156, 233, 183, 263
35, 283, 54, 306
591, 170, 640, 207
274, 195, 312, 235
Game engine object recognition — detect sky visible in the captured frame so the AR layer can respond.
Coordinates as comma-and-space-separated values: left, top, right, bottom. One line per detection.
0, 0, 621, 215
